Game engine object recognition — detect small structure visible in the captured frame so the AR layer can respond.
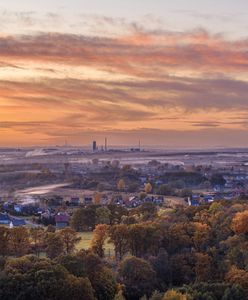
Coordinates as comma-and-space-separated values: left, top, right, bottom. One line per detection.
0, 213, 11, 225
187, 197, 200, 207
70, 197, 80, 206
84, 196, 93, 205
55, 212, 70, 229
11, 218, 26, 227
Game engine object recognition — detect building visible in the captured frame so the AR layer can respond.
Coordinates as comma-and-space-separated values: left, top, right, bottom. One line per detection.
70, 197, 80, 206
84, 196, 93, 205
0, 213, 11, 225
55, 212, 70, 229
93, 141, 97, 152
10, 218, 26, 227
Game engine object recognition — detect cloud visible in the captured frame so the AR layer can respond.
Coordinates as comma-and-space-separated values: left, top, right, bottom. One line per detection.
0, 29, 248, 78
1, 23, 248, 146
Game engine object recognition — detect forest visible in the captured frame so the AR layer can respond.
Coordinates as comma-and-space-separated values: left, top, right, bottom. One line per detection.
1, 200, 248, 299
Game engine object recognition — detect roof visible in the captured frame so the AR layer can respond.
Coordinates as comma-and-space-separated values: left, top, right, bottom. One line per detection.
0, 213, 11, 222
55, 213, 69, 223
11, 218, 26, 227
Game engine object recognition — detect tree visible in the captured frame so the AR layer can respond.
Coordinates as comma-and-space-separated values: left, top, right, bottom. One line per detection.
71, 206, 98, 231
108, 224, 129, 261
45, 233, 64, 259
0, 227, 10, 257
157, 184, 174, 196
117, 179, 126, 191
56, 254, 87, 277
226, 266, 248, 296
96, 206, 111, 225
231, 210, 248, 235
144, 183, 152, 194
30, 227, 45, 257
59, 228, 81, 254
163, 290, 188, 300
91, 224, 109, 258
90, 267, 117, 300
107, 205, 128, 225
0, 255, 95, 300
119, 256, 156, 300
150, 291, 164, 300
8, 227, 30, 257
150, 248, 170, 290
195, 253, 213, 282
192, 222, 210, 251
94, 192, 102, 204
137, 202, 158, 221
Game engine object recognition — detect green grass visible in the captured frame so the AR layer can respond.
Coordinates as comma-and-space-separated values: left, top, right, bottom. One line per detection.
76, 232, 115, 257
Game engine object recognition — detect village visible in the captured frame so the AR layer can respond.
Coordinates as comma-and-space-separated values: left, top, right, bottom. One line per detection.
1, 147, 248, 229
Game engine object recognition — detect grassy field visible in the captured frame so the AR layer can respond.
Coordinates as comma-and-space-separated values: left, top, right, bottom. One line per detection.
76, 232, 115, 256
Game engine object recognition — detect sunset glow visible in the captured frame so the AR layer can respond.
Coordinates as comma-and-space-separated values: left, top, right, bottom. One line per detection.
1, 0, 248, 147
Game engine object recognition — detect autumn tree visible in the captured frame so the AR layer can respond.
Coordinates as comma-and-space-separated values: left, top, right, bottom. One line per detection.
226, 266, 248, 296
144, 182, 153, 194
108, 224, 129, 260
117, 179, 126, 191
30, 227, 45, 257
8, 227, 30, 257
195, 253, 213, 282
231, 210, 248, 235
59, 228, 81, 254
91, 224, 109, 258
192, 222, 211, 251
94, 192, 102, 204
120, 256, 156, 300
163, 290, 188, 300
45, 233, 64, 259
0, 227, 10, 257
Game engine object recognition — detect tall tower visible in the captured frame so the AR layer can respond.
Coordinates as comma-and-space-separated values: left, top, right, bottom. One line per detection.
105, 138, 107, 152
93, 141, 97, 152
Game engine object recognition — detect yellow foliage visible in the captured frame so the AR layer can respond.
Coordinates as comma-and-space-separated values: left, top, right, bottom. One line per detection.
163, 290, 189, 300
144, 183, 152, 194
231, 210, 248, 234
117, 179, 126, 190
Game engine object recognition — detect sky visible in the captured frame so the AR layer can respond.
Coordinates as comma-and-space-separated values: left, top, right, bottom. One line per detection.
1, 0, 248, 148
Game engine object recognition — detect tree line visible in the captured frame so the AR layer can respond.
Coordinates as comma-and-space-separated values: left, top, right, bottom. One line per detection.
2, 200, 248, 299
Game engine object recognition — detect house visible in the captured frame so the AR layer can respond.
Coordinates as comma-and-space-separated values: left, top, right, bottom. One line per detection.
55, 212, 70, 229
0, 213, 26, 227
10, 218, 26, 227
84, 197, 93, 205
0, 213, 11, 225
14, 204, 23, 213
203, 195, 215, 203
154, 196, 164, 205
70, 197, 80, 206
187, 197, 200, 206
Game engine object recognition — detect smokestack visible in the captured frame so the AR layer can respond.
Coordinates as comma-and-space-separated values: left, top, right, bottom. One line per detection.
105, 138, 107, 151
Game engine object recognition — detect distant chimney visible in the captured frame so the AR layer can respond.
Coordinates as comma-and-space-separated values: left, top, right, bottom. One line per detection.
93, 141, 97, 151
105, 138, 107, 151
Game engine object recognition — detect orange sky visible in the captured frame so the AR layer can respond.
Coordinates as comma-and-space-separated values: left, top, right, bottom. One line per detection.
1, 6, 248, 147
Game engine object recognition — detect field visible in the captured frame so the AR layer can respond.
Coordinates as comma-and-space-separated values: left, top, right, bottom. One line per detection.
76, 232, 115, 256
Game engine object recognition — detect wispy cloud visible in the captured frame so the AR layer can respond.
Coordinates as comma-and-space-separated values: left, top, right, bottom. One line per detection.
1, 18, 248, 146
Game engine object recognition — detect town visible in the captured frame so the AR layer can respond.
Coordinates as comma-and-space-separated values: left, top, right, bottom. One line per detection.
2, 146, 248, 229
1, 146, 248, 299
